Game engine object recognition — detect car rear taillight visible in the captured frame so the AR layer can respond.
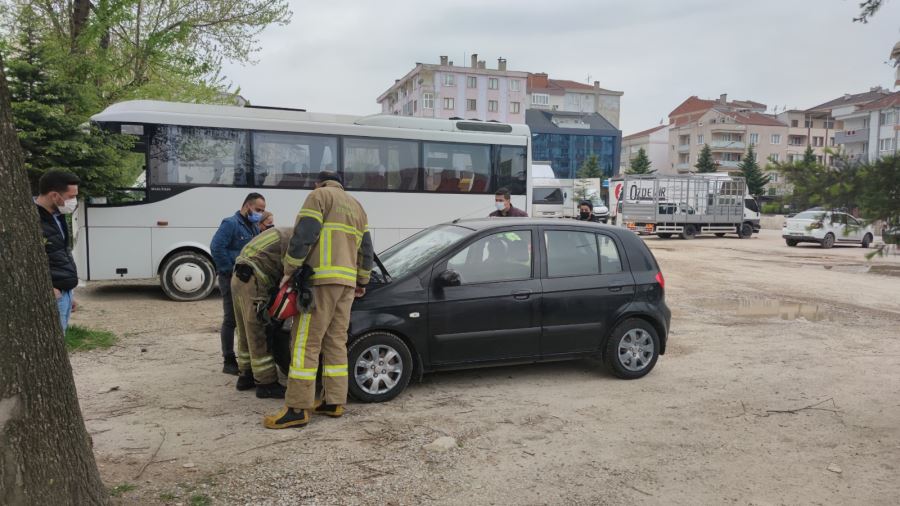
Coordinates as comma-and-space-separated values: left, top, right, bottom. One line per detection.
655, 271, 665, 290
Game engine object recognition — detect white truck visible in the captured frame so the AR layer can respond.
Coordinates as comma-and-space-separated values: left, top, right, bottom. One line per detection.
615, 174, 761, 239
531, 162, 574, 218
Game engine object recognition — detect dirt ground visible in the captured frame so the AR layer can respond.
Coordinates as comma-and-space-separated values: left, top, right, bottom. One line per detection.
69, 229, 900, 505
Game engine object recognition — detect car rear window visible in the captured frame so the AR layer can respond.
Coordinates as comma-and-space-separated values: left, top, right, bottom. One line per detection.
544, 231, 623, 277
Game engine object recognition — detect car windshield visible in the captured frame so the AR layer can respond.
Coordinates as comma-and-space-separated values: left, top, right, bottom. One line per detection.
794, 211, 826, 220
373, 225, 471, 282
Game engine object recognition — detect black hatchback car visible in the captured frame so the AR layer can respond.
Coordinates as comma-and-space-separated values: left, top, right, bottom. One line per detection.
277, 219, 670, 403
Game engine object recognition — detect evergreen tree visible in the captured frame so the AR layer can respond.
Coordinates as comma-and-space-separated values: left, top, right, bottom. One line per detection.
577, 154, 602, 179
802, 145, 816, 166
626, 147, 654, 174
5, 6, 138, 196
738, 145, 771, 197
695, 144, 717, 173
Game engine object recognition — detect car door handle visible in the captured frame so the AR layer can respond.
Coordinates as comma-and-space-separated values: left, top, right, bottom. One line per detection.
512, 290, 533, 300
608, 286, 623, 292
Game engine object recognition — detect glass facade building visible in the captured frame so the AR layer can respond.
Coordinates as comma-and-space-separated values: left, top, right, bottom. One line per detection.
526, 110, 621, 180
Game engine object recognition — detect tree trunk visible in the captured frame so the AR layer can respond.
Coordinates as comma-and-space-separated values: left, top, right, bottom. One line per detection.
0, 52, 108, 505
70, 0, 91, 52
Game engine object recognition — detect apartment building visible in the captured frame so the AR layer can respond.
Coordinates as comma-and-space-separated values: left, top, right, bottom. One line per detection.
525, 73, 624, 128
804, 87, 892, 163
619, 124, 671, 175
774, 110, 835, 165
376, 54, 529, 123
833, 91, 900, 163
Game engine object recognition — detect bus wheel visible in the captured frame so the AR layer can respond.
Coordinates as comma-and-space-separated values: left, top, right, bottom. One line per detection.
160, 251, 217, 301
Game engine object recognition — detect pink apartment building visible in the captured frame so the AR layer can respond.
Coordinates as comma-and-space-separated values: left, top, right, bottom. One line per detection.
376, 54, 529, 123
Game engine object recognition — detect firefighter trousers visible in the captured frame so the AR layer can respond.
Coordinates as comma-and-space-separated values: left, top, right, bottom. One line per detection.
285, 284, 355, 409
231, 274, 278, 384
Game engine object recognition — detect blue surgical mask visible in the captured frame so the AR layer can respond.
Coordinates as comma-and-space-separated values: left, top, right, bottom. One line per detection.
248, 211, 263, 223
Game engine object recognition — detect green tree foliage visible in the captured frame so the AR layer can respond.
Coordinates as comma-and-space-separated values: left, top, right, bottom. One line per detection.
738, 145, 771, 197
854, 0, 884, 22
626, 147, 654, 175
5, 6, 138, 196
577, 154, 602, 179
695, 144, 716, 173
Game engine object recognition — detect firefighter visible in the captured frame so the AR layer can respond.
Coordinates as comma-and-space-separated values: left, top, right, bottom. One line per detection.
232, 226, 295, 398
263, 171, 374, 429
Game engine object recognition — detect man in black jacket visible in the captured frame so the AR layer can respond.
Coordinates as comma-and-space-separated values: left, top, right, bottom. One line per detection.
34, 170, 81, 332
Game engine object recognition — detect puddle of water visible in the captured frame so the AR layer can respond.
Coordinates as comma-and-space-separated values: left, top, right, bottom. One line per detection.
708, 298, 835, 322
799, 263, 900, 277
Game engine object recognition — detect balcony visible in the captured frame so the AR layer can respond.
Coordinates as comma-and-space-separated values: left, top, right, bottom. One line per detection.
710, 140, 745, 150
677, 144, 691, 152
714, 160, 740, 168
675, 162, 691, 171
835, 128, 869, 144
710, 124, 746, 132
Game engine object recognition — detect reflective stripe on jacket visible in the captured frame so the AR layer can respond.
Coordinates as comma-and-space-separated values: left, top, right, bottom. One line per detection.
235, 227, 293, 286
284, 181, 374, 287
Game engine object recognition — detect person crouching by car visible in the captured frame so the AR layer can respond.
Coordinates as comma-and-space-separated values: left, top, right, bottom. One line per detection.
576, 200, 601, 222
211, 192, 266, 375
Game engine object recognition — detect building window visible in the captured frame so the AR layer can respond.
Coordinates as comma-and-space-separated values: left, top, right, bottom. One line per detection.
423, 93, 434, 109
488, 100, 498, 112
466, 99, 477, 111
816, 155, 824, 164
813, 136, 824, 147
442, 74, 455, 86
412, 100, 417, 114
880, 111, 896, 125
830, 137, 835, 146
769, 172, 779, 183
510, 102, 521, 114
509, 80, 520, 92
443, 97, 455, 110
697, 134, 704, 145
769, 153, 779, 163
804, 119, 813, 128
749, 133, 759, 146
489, 78, 499, 90
532, 93, 550, 106
771, 134, 781, 145
880, 138, 895, 151
467, 76, 477, 89
824, 119, 835, 129
791, 119, 798, 127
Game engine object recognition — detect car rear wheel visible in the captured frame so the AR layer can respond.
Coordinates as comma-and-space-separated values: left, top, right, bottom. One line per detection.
680, 225, 697, 240
348, 332, 413, 403
604, 319, 660, 379
861, 233, 872, 248
159, 251, 216, 301
821, 233, 835, 249
785, 239, 798, 247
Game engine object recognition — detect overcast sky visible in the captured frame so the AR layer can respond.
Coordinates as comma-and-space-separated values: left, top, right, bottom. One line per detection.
221, 0, 900, 134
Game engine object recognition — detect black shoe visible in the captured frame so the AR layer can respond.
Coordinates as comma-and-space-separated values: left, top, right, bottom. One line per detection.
313, 400, 345, 417
236, 371, 255, 391
263, 407, 309, 429
223, 356, 239, 375
256, 382, 286, 399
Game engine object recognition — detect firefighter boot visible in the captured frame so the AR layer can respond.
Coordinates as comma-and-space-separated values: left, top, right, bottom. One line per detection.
256, 381, 286, 399
236, 370, 255, 391
313, 400, 345, 418
263, 407, 310, 429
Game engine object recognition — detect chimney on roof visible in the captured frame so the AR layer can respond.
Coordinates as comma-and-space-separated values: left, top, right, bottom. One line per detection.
530, 72, 549, 89
448, 60, 453, 66
478, 60, 486, 69
719, 93, 727, 105
594, 80, 600, 89
439, 55, 448, 66
471, 53, 478, 68
870, 86, 884, 93
498, 58, 507, 71
843, 94, 852, 100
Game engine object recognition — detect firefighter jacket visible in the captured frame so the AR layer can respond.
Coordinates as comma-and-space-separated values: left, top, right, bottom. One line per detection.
284, 181, 374, 287
235, 227, 293, 287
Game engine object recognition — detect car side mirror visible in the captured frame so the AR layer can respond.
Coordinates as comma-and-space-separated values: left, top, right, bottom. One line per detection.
437, 269, 461, 287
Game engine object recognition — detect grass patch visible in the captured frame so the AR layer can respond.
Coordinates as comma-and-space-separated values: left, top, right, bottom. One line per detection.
159, 492, 177, 502
108, 483, 137, 497
65, 325, 117, 352
189, 493, 212, 506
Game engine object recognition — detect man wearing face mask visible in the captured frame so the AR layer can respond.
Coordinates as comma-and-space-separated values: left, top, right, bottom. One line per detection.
34, 170, 82, 333
488, 187, 528, 217
211, 192, 267, 375
576, 201, 601, 222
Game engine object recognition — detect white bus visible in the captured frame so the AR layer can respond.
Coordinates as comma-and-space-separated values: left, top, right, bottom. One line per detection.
74, 100, 532, 300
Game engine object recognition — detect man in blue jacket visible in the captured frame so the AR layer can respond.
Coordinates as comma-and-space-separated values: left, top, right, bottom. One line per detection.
211, 192, 266, 374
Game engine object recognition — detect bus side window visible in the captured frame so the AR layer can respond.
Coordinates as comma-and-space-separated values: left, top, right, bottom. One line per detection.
150, 126, 248, 186
252, 132, 336, 189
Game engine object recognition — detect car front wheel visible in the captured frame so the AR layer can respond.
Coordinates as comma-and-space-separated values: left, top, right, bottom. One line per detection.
348, 332, 413, 403
861, 233, 872, 248
786, 239, 798, 247
604, 319, 660, 379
